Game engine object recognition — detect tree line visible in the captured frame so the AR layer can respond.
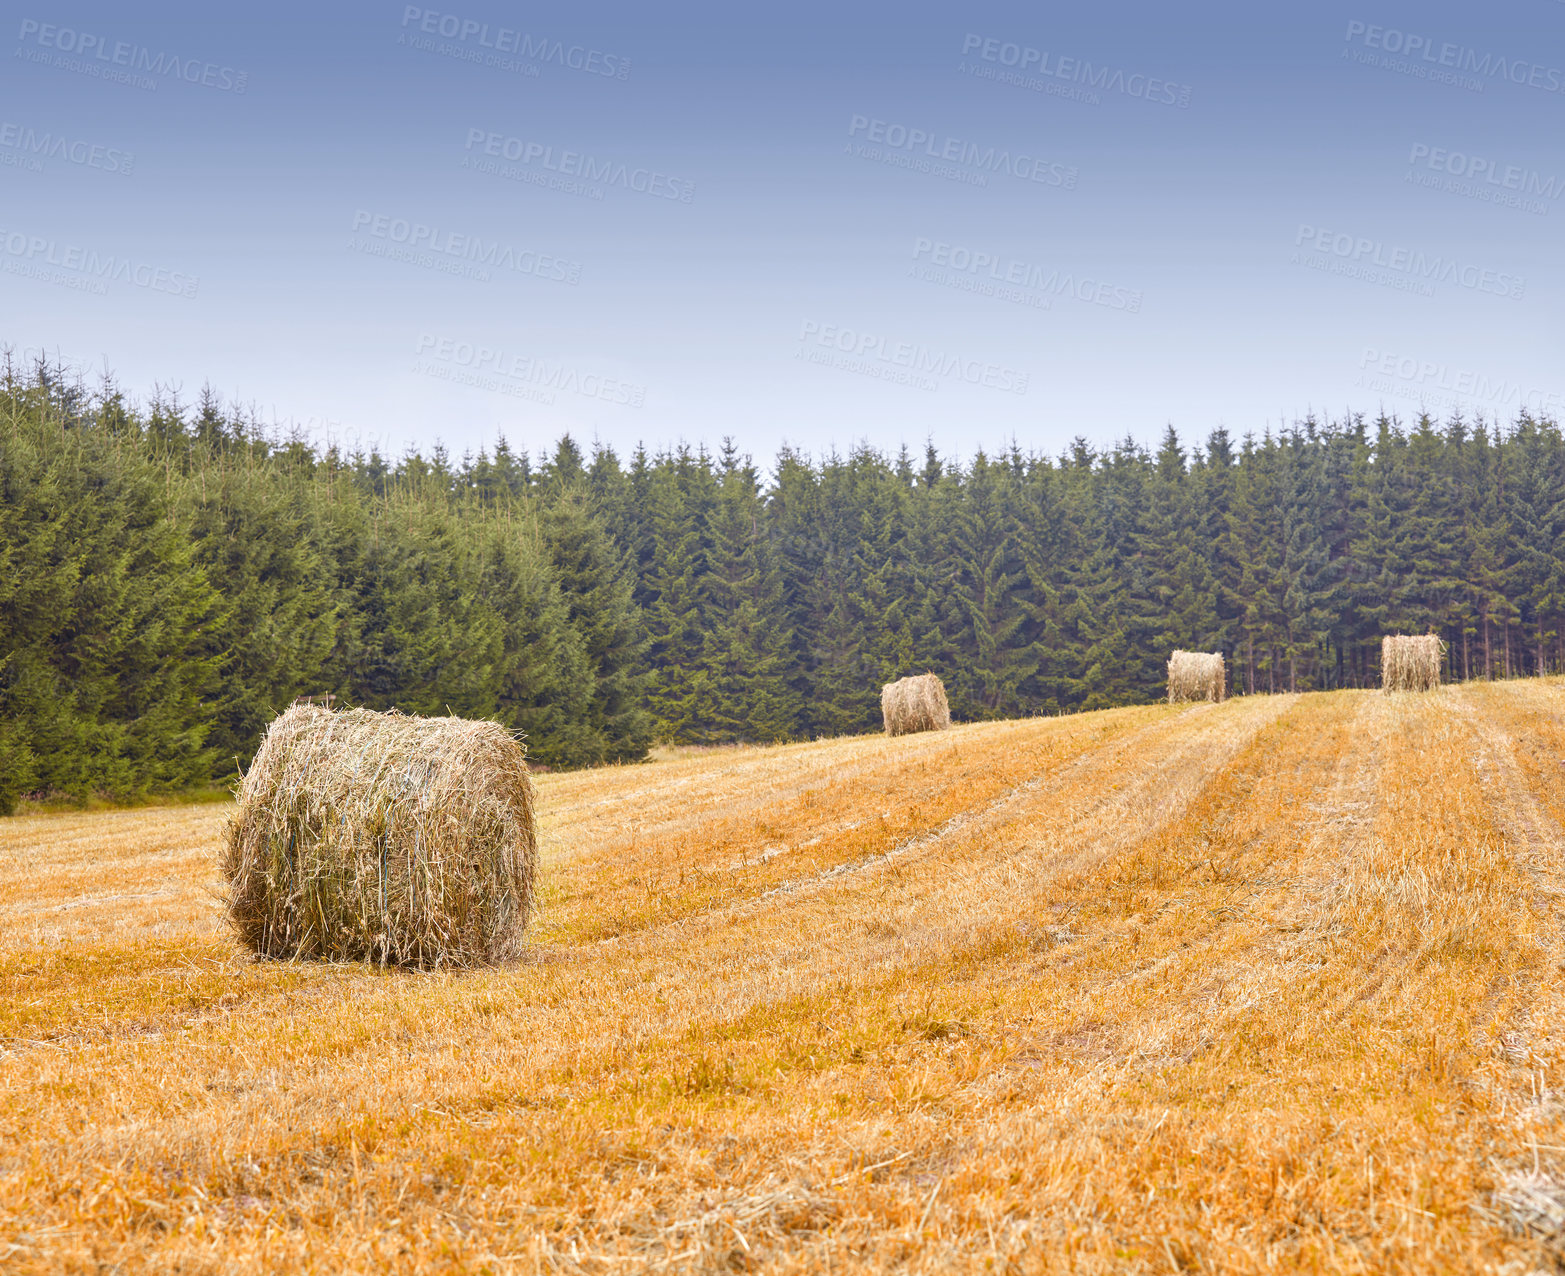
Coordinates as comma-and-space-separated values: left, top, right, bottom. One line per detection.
3, 356, 1563, 812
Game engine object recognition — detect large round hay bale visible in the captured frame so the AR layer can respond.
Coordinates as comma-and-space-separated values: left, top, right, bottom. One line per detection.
223, 704, 537, 968
1381, 634, 1443, 693
881, 673, 951, 736
1167, 650, 1226, 703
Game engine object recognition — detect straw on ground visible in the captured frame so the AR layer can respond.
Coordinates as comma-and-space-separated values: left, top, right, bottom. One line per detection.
5, 681, 1565, 1272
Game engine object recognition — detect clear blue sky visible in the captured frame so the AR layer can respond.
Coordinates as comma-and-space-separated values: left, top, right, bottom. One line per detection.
2, 0, 1561, 462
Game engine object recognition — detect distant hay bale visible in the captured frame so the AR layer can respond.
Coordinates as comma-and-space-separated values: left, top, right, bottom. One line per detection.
223, 704, 537, 969
1167, 650, 1227, 704
881, 673, 951, 736
1381, 634, 1443, 693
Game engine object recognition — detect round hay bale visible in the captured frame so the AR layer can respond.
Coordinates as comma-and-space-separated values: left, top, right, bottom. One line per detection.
881, 673, 951, 736
1167, 650, 1227, 703
223, 704, 537, 968
1381, 634, 1443, 693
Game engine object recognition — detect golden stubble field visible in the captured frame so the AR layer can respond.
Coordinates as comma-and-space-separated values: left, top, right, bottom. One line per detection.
5, 681, 1565, 1273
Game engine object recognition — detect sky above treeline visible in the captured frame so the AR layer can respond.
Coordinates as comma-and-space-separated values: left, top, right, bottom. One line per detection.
2, 0, 1561, 462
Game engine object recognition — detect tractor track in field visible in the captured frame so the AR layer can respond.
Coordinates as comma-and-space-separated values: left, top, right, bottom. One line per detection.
540, 722, 1050, 863
534, 713, 1166, 946
1463, 684, 1565, 888
1450, 682, 1565, 1248
975, 693, 1387, 1085
1459, 684, 1565, 1085
575, 712, 1188, 953
595, 694, 1296, 961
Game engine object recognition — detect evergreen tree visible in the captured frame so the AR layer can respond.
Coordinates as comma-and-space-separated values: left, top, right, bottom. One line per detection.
641, 449, 716, 740
944, 451, 1033, 716
699, 441, 800, 741
183, 430, 341, 771
540, 491, 653, 763
478, 509, 596, 768
10, 350, 1565, 809
0, 372, 220, 809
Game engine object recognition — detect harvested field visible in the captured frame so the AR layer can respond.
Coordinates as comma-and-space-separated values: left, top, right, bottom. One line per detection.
5, 682, 1565, 1272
